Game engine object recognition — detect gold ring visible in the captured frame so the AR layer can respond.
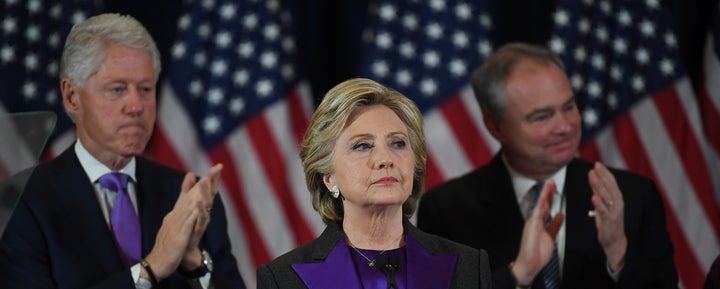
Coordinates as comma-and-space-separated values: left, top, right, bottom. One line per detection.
206, 207, 212, 213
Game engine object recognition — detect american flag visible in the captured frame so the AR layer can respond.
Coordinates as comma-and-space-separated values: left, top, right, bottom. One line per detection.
0, 0, 100, 175
700, 3, 720, 189
548, 0, 720, 288
361, 0, 497, 191
148, 0, 321, 286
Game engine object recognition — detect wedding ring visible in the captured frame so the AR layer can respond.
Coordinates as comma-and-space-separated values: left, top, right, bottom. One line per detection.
206, 207, 212, 213
588, 210, 596, 218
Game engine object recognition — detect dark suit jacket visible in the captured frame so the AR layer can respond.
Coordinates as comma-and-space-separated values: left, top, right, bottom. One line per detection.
417, 155, 678, 289
0, 147, 246, 289
257, 219, 491, 289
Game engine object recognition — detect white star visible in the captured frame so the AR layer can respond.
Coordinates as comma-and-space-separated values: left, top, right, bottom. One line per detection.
49, 4, 62, 19
632, 75, 645, 92
237, 41, 254, 58
208, 87, 224, 105
202, 0, 215, 10
583, 108, 599, 127
234, 69, 249, 86
3, 17, 17, 34
571, 73, 584, 90
574, 46, 587, 63
478, 40, 492, 57
46, 90, 58, 105
244, 14, 258, 30
47, 61, 58, 76
48, 33, 61, 48
578, 18, 590, 34
399, 42, 415, 58
281, 63, 295, 80
595, 26, 609, 43
554, 9, 569, 27
420, 78, 438, 96
660, 58, 674, 76
5, 0, 18, 6
426, 22, 443, 40
197, 23, 211, 39
665, 33, 677, 48
27, 0, 41, 14
635, 48, 650, 65
429, 0, 446, 11
640, 19, 655, 37
1, 45, 15, 64
600, 0, 612, 14
582, 0, 594, 6
449, 59, 466, 76
220, 3, 237, 20
613, 38, 627, 54
396, 69, 412, 87
178, 14, 191, 31
403, 14, 418, 31
25, 53, 38, 70
203, 116, 220, 135
646, 0, 660, 10
455, 3, 472, 20
211, 60, 228, 76
376, 31, 393, 49
189, 79, 204, 96
260, 51, 278, 69
229, 97, 245, 115
264, 24, 280, 41
215, 31, 232, 48
372, 60, 389, 77
480, 14, 493, 29
549, 37, 566, 54
71, 11, 86, 25
194, 52, 207, 68
608, 93, 618, 109
379, 4, 397, 22
256, 79, 274, 97
266, 0, 280, 12
591, 53, 605, 70
172, 42, 186, 59
617, 10, 632, 27
26, 25, 41, 42
22, 82, 37, 100
423, 50, 440, 68
610, 65, 623, 81
282, 37, 296, 53
587, 81, 602, 98
452, 31, 469, 48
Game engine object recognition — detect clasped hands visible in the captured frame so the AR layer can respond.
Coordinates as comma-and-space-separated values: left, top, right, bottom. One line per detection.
141, 163, 223, 281
511, 162, 627, 286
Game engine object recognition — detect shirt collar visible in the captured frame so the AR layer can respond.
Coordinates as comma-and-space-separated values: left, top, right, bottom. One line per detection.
501, 155, 567, 203
74, 140, 137, 184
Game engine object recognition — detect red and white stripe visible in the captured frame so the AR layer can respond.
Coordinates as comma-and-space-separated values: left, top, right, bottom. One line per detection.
580, 77, 720, 289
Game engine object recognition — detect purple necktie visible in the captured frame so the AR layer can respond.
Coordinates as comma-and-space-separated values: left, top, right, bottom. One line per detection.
99, 172, 141, 267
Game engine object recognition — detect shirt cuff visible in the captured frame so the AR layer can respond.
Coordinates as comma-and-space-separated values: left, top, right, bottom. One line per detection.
606, 261, 623, 282
132, 263, 153, 289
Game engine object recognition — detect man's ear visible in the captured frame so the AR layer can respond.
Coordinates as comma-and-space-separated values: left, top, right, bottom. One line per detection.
483, 110, 504, 142
61, 78, 80, 114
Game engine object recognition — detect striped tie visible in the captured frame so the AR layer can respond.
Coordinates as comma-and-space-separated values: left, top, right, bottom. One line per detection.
528, 182, 562, 289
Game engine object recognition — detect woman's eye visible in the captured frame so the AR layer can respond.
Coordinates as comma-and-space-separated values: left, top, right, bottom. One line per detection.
393, 140, 407, 149
352, 142, 373, 151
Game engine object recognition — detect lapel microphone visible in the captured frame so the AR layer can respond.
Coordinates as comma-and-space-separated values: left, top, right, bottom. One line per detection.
375, 254, 400, 289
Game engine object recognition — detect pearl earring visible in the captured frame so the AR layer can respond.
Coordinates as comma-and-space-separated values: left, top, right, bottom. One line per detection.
331, 185, 340, 199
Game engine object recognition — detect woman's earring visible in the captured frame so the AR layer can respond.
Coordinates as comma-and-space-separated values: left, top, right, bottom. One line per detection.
331, 185, 340, 199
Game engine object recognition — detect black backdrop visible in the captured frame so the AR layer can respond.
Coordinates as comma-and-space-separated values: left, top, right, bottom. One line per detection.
107, 0, 717, 104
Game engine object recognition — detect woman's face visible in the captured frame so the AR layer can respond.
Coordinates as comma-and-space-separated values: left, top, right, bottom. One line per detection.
325, 105, 415, 215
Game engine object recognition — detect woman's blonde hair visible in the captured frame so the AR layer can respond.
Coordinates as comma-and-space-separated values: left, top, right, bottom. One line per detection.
300, 78, 426, 224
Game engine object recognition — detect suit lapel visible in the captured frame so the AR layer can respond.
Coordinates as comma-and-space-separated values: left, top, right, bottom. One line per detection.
292, 222, 362, 289
53, 148, 123, 274
404, 231, 457, 289
562, 159, 599, 281
486, 155, 526, 265
134, 158, 179, 257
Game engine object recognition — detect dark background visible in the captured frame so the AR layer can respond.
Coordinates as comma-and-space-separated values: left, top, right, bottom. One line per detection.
110, 0, 717, 104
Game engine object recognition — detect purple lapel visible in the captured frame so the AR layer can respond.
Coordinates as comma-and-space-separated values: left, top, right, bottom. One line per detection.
405, 234, 457, 289
292, 238, 362, 289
